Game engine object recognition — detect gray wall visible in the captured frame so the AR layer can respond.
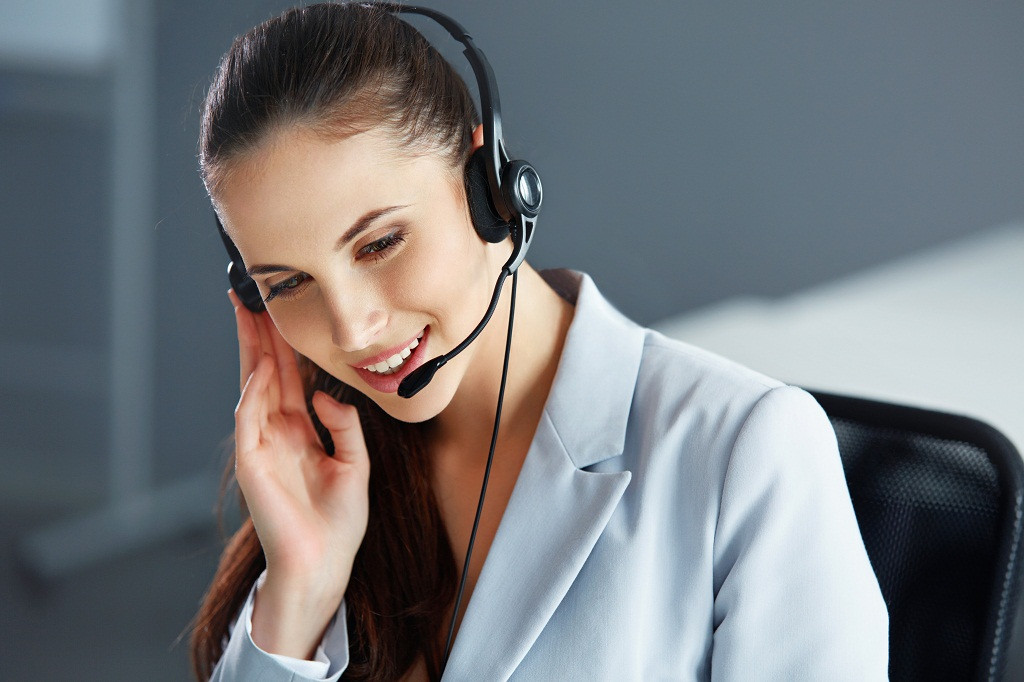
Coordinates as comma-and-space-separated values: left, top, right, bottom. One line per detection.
1, 1, 1022, 677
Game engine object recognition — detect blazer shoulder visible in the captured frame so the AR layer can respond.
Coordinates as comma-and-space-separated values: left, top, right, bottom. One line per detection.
633, 328, 789, 420
619, 330, 834, 503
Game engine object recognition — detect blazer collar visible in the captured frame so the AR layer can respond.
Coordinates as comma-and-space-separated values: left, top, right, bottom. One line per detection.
536, 269, 646, 468
441, 270, 644, 679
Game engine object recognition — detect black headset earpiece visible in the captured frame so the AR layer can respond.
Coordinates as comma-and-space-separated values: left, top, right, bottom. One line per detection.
465, 147, 544, 249
464, 147, 514, 244
216, 213, 265, 313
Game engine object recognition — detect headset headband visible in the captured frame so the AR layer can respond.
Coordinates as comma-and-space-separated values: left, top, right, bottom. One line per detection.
373, 4, 509, 214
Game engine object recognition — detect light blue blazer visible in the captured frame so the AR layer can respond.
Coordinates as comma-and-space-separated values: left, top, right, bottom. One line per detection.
212, 270, 889, 681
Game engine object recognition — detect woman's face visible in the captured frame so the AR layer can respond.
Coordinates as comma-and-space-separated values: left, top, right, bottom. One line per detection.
215, 125, 506, 423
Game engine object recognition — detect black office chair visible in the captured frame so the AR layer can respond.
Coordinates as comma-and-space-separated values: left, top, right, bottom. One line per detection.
809, 390, 1024, 682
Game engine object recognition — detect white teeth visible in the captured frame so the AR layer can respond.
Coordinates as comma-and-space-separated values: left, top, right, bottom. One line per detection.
361, 332, 424, 374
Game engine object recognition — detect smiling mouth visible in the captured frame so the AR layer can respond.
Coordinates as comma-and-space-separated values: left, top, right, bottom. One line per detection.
360, 332, 425, 375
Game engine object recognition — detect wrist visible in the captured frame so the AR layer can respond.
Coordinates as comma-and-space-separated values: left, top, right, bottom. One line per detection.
250, 570, 347, 660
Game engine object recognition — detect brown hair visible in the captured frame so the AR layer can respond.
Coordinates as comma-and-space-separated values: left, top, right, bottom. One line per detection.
191, 3, 479, 679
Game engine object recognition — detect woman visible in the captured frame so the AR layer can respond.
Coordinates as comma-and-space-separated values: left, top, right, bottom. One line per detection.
191, 3, 888, 681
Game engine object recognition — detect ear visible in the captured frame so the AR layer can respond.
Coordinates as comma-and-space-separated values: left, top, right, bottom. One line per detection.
471, 123, 484, 151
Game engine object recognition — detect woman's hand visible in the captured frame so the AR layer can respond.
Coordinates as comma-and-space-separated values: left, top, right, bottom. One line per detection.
229, 290, 370, 660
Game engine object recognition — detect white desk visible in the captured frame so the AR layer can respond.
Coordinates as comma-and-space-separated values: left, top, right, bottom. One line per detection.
655, 223, 1024, 451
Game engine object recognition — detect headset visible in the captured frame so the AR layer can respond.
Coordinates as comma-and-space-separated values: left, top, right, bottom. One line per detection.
214, 3, 542, 673
215, 4, 543, 398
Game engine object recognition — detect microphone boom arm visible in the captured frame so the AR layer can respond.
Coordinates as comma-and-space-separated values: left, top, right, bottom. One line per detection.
397, 266, 512, 398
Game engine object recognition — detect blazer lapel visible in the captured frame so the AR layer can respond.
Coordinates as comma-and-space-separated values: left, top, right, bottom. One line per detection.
441, 413, 631, 680
441, 270, 646, 680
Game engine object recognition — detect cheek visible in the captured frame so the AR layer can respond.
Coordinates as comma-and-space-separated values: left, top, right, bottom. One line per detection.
386, 228, 482, 320
266, 307, 323, 360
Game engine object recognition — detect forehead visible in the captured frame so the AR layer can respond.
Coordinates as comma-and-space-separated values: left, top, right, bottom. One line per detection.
215, 126, 457, 251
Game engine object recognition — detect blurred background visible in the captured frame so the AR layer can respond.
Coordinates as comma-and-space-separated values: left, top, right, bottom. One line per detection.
1, 0, 1022, 679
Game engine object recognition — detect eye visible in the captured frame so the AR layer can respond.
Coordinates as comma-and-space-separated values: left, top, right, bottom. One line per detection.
264, 272, 310, 303
358, 230, 407, 262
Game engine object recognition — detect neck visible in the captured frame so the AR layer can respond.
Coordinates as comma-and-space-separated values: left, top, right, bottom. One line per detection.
427, 264, 573, 465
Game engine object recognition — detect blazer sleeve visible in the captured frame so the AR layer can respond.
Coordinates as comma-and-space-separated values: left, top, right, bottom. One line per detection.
710, 385, 889, 681
209, 571, 350, 681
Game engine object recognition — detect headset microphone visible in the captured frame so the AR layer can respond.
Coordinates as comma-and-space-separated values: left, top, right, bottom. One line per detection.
397, 154, 541, 399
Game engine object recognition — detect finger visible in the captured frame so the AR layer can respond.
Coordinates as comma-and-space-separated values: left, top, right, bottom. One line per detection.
312, 391, 370, 468
254, 308, 276, 356
232, 292, 261, 393
264, 313, 307, 414
235, 354, 274, 453
253, 314, 282, 412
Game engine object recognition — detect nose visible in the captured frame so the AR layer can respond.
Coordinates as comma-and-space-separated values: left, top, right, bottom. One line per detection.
322, 283, 387, 353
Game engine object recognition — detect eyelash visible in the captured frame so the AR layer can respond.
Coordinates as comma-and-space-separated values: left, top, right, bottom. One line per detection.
262, 229, 408, 303
361, 231, 407, 261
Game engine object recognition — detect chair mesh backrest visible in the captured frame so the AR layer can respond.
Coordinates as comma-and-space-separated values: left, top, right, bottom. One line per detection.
811, 392, 1024, 682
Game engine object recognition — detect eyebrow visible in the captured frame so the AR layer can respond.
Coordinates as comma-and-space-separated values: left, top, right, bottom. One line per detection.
245, 205, 409, 278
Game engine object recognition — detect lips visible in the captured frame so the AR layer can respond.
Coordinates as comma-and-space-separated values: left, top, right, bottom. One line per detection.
360, 332, 423, 375
352, 327, 430, 394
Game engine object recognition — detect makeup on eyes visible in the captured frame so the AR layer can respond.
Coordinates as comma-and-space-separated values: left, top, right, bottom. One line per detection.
264, 272, 310, 302
358, 229, 407, 261
261, 227, 410, 304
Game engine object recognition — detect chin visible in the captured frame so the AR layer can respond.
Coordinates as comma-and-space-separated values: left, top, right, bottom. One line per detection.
352, 374, 459, 425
